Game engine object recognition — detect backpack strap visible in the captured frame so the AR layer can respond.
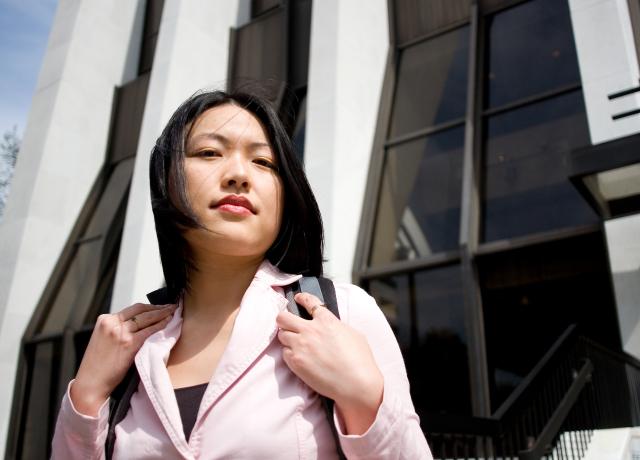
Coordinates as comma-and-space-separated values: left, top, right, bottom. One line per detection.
106, 278, 346, 459
105, 365, 140, 460
284, 276, 346, 460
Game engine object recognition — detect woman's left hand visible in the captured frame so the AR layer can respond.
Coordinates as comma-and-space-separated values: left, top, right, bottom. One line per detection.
276, 292, 384, 435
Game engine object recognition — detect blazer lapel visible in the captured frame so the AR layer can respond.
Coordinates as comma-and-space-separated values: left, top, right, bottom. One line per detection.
135, 307, 194, 459
197, 261, 300, 419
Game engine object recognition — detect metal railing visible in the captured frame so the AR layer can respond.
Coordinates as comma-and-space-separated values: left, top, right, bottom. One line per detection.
423, 325, 640, 460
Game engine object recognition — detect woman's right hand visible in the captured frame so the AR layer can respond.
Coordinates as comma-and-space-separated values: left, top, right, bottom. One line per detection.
70, 303, 176, 416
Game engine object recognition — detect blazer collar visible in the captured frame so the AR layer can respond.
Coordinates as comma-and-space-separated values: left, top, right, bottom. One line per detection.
137, 260, 301, 452
145, 260, 301, 305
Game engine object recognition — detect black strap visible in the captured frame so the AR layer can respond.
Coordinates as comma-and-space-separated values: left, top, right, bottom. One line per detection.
284, 276, 346, 460
106, 277, 346, 459
105, 365, 140, 460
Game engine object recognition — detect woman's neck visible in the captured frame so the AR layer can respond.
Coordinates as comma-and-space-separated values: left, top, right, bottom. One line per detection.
182, 255, 264, 324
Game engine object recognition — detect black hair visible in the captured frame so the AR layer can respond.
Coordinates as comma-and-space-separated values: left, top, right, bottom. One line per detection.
149, 89, 324, 302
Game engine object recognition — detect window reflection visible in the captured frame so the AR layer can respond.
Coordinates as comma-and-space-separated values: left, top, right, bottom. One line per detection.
389, 26, 469, 138
482, 91, 598, 242
370, 127, 464, 266
484, 0, 581, 108
368, 266, 472, 416
368, 276, 412, 350
413, 266, 471, 415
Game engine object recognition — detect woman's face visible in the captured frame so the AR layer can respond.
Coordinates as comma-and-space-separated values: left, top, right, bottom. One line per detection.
182, 103, 284, 261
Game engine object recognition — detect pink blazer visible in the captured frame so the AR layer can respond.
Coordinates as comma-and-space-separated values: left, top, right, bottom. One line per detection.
51, 261, 433, 459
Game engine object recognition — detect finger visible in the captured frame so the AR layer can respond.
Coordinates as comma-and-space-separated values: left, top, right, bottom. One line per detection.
126, 304, 175, 331
294, 293, 330, 319
136, 314, 172, 341
276, 310, 307, 332
117, 303, 162, 322
277, 328, 297, 347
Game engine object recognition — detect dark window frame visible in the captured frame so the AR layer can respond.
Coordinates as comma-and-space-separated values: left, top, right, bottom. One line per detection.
354, 0, 596, 418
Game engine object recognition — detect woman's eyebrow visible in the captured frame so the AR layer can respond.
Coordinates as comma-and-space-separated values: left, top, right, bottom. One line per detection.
189, 132, 270, 151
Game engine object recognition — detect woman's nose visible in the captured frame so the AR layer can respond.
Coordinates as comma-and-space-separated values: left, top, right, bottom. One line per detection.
222, 155, 249, 190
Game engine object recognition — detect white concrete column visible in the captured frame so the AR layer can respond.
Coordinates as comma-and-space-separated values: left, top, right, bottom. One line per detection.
110, 0, 250, 310
605, 213, 640, 360
305, 0, 388, 282
569, 0, 640, 145
0, 0, 145, 453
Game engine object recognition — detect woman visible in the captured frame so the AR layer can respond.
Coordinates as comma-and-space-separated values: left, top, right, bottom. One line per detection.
52, 90, 432, 459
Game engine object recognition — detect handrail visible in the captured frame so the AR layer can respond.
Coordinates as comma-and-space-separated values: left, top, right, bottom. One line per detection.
492, 325, 577, 422
581, 335, 640, 369
423, 324, 580, 435
518, 359, 593, 460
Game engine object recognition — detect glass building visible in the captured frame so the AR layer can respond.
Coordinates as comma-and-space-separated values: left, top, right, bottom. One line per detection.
0, 0, 639, 458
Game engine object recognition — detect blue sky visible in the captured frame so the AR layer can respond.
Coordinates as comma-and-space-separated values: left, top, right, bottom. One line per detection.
0, 0, 57, 138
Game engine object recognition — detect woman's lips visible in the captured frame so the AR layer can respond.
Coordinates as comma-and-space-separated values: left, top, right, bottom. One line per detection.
216, 203, 253, 216
212, 195, 256, 216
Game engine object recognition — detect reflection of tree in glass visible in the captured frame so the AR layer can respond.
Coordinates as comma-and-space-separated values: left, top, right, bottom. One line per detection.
0, 126, 21, 218
409, 328, 472, 416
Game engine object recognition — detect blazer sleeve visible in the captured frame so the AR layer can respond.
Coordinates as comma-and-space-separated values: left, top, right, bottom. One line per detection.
50, 380, 109, 460
332, 284, 433, 460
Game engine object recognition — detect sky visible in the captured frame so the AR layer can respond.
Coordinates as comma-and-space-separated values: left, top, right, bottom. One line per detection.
0, 0, 58, 138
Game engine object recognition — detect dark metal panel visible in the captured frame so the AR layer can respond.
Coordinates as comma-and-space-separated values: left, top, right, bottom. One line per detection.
252, 0, 282, 18
107, 73, 151, 165
394, 0, 471, 46
138, 0, 165, 74
288, 0, 311, 90
229, 7, 287, 102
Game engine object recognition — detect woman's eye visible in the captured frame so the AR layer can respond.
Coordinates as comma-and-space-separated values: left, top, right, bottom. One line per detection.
254, 158, 278, 171
197, 150, 219, 158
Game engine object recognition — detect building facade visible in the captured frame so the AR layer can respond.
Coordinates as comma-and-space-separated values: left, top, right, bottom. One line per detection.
0, 0, 639, 457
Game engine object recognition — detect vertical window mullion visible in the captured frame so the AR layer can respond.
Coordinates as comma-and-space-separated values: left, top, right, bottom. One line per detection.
459, 1, 492, 417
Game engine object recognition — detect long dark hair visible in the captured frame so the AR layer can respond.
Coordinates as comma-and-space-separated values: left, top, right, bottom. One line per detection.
149, 90, 324, 302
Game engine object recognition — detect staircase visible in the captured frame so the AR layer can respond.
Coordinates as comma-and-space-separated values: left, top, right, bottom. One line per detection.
422, 325, 640, 460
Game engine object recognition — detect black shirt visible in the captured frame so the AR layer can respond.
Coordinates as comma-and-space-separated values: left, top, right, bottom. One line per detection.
174, 382, 208, 441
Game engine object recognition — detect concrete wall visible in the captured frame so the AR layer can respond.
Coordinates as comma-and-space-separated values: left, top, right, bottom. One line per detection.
605, 213, 640, 360
110, 0, 249, 310
0, 0, 145, 453
569, 0, 640, 145
305, 0, 388, 283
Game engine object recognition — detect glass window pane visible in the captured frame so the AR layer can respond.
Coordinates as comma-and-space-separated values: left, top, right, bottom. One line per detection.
39, 239, 103, 334
485, 0, 581, 108
389, 26, 469, 137
109, 74, 150, 164
367, 266, 472, 416
482, 91, 598, 242
394, 0, 471, 45
413, 265, 471, 415
370, 127, 464, 266
368, 275, 412, 350
479, 232, 619, 410
21, 341, 59, 459
83, 158, 134, 239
